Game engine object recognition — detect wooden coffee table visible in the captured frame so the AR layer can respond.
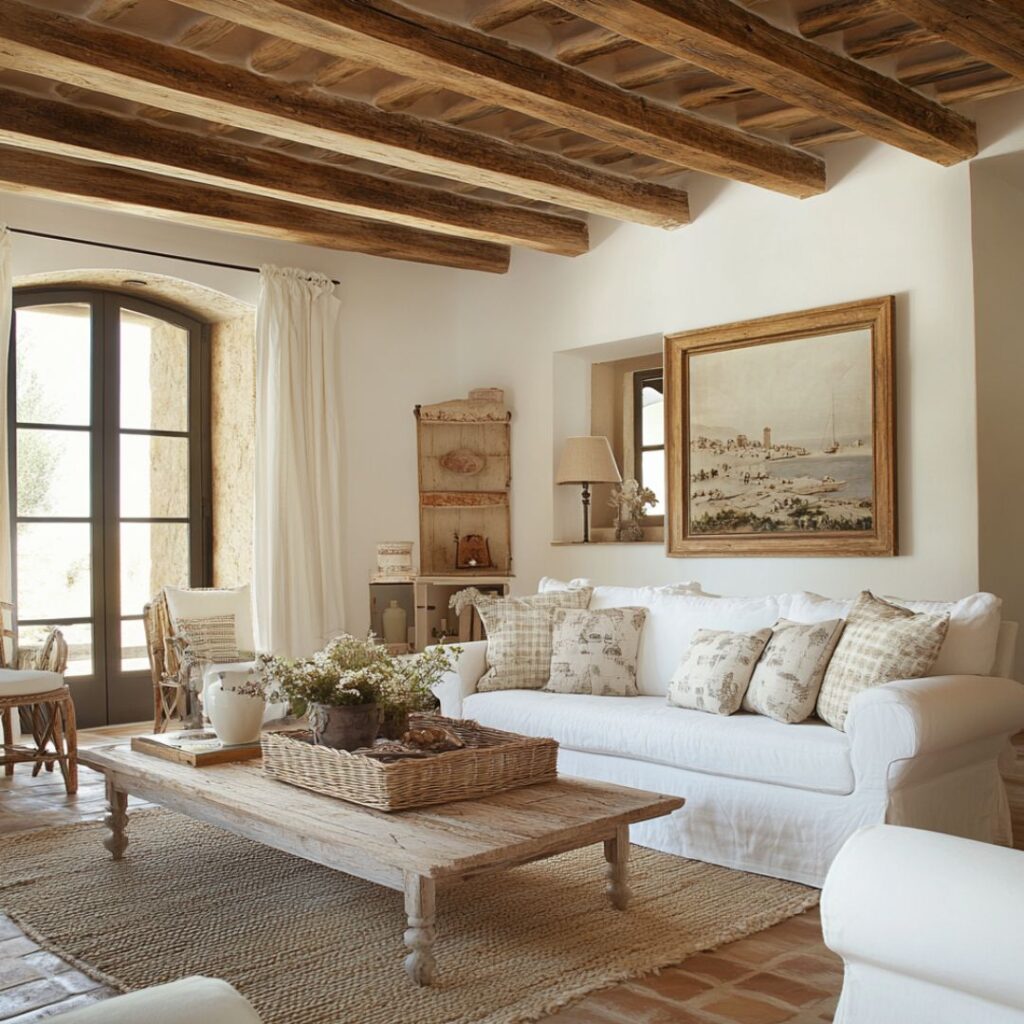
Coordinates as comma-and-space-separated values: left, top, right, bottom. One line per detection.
80, 745, 683, 986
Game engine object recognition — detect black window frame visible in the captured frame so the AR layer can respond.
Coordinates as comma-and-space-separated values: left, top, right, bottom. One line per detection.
632, 366, 666, 527
9, 287, 212, 726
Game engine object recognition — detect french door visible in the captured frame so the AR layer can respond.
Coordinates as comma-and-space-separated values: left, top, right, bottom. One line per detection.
10, 289, 211, 726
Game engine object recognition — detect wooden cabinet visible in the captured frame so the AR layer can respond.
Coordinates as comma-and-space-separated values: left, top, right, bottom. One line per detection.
415, 393, 512, 577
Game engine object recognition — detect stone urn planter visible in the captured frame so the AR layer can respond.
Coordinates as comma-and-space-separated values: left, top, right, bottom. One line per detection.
309, 702, 380, 750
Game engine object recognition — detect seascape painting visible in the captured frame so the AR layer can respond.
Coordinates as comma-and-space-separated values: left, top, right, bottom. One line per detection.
687, 329, 874, 536
664, 298, 896, 557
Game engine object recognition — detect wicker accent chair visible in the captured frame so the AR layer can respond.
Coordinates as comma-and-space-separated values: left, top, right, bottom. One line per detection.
0, 601, 76, 795
144, 586, 258, 734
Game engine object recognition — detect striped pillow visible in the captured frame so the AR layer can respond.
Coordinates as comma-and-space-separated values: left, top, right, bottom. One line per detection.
176, 614, 240, 663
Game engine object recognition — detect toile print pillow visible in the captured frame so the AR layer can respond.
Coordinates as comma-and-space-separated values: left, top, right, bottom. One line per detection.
545, 606, 648, 697
452, 588, 594, 692
816, 591, 949, 731
667, 628, 772, 716
742, 618, 845, 724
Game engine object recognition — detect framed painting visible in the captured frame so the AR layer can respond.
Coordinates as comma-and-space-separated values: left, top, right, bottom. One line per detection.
664, 297, 896, 557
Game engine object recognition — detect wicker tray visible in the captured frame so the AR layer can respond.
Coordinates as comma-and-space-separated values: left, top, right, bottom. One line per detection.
260, 714, 558, 811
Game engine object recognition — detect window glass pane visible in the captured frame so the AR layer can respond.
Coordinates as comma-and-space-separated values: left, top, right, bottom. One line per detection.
120, 522, 189, 616
121, 618, 149, 672
641, 449, 665, 517
19, 623, 92, 678
15, 304, 91, 426
640, 382, 664, 448
16, 429, 90, 518
120, 308, 189, 432
120, 435, 189, 518
16, 523, 92, 620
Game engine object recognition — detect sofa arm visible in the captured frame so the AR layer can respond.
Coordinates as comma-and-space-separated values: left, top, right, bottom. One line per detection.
847, 675, 1024, 785
53, 977, 263, 1023
823, 825, 1024, 1012
430, 640, 488, 718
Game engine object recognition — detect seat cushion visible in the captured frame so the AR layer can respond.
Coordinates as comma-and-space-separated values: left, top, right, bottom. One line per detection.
0, 669, 65, 699
463, 690, 855, 795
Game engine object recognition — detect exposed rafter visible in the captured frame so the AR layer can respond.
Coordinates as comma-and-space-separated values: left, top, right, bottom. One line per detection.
0, 88, 590, 256
883, 0, 1024, 78
543, 0, 976, 165
798, 0, 887, 38
170, 0, 826, 197
0, 145, 512, 272
0, 1, 691, 227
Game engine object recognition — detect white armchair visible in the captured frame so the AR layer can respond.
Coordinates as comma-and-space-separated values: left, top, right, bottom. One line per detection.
823, 824, 1024, 1024
51, 977, 262, 1023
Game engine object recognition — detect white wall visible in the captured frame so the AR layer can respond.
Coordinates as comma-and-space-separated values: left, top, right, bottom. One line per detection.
5, 89, 1024, 638
971, 150, 1024, 679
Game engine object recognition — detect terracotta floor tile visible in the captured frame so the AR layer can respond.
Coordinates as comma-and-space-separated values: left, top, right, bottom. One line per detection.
736, 973, 829, 1008
699, 992, 795, 1024
627, 967, 711, 1003
590, 984, 711, 1023
679, 953, 752, 985
716, 935, 794, 967
773, 954, 844, 991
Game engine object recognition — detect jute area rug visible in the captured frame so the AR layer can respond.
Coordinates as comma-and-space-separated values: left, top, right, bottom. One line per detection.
1, 809, 817, 1024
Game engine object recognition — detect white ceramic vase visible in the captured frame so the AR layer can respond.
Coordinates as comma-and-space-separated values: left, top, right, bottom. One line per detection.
205, 677, 266, 747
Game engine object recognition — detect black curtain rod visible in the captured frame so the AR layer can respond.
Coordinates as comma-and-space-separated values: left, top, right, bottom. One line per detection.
7, 227, 340, 284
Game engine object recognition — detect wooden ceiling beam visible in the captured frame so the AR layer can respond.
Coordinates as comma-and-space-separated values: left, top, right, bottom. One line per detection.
883, 0, 1024, 78
0, 145, 511, 273
470, 0, 548, 32
170, 0, 825, 197
844, 21, 940, 59
798, 0, 887, 38
0, 2, 690, 228
543, 0, 975, 165
556, 28, 639, 66
0, 88, 589, 256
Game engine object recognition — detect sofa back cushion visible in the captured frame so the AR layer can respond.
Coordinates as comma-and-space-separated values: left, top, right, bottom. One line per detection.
781, 590, 1002, 677
589, 591, 782, 696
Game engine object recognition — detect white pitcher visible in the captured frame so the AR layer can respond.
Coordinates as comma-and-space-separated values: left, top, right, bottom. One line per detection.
205, 670, 266, 746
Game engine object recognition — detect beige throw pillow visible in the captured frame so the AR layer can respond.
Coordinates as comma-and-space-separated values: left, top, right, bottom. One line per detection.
546, 607, 647, 697
176, 614, 240, 663
469, 589, 593, 692
816, 592, 949, 730
667, 628, 772, 716
743, 618, 845, 724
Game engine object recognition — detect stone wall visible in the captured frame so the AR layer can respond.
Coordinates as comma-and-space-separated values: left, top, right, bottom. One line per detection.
211, 312, 256, 587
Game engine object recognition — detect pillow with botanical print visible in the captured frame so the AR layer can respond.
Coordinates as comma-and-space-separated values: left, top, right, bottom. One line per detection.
667, 628, 772, 716
545, 607, 648, 697
742, 618, 845, 724
816, 591, 949, 730
455, 589, 594, 692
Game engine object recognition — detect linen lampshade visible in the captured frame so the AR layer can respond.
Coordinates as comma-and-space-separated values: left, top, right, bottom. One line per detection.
556, 436, 622, 485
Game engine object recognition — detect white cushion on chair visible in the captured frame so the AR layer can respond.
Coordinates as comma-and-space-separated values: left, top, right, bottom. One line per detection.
0, 669, 64, 698
164, 585, 255, 652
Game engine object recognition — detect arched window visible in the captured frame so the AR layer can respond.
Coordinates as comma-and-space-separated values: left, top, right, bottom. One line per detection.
10, 289, 211, 726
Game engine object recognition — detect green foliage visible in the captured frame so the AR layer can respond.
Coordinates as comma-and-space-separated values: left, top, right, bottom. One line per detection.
251, 634, 460, 714
15, 346, 60, 517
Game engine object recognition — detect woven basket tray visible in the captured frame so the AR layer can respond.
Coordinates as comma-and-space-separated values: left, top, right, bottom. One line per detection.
261, 714, 558, 812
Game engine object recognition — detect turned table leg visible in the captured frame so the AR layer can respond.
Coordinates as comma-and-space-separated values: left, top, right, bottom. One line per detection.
103, 782, 128, 860
604, 824, 631, 911
403, 873, 437, 986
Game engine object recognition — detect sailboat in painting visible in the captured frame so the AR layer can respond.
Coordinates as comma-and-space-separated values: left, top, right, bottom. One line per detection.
822, 392, 839, 454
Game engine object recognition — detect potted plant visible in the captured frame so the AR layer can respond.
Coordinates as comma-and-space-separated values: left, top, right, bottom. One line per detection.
251, 635, 459, 750
609, 478, 658, 541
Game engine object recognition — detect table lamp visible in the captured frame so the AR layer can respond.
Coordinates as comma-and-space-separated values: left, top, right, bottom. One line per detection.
556, 436, 622, 543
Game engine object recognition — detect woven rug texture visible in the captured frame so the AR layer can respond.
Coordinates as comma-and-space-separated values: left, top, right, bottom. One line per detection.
0, 809, 818, 1024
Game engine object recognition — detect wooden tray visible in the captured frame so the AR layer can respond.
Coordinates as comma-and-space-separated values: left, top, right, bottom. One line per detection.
261, 714, 557, 811
132, 730, 262, 767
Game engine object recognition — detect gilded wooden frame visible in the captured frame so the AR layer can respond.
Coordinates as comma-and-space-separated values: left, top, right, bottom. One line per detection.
665, 297, 896, 557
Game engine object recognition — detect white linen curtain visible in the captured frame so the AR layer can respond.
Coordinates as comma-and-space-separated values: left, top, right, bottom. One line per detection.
253, 265, 346, 657
0, 227, 12, 621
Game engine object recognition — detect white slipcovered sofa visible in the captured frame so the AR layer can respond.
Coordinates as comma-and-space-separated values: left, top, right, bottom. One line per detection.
823, 825, 1024, 1023
434, 582, 1024, 886
52, 977, 262, 1023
